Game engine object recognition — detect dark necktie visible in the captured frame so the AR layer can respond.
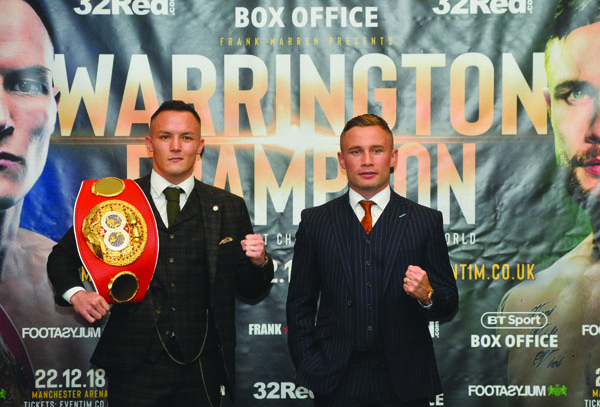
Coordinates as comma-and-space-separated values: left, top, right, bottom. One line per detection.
163, 187, 182, 227
359, 200, 375, 234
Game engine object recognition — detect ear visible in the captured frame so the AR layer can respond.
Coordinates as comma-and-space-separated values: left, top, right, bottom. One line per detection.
390, 148, 398, 168
145, 135, 153, 153
197, 138, 205, 155
337, 151, 346, 170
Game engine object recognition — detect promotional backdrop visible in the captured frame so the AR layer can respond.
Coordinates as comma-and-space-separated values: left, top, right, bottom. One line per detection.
1, 0, 595, 406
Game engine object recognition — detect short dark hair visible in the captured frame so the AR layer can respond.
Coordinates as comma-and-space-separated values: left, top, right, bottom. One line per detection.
150, 100, 201, 126
340, 114, 393, 146
22, 0, 55, 46
549, 0, 600, 41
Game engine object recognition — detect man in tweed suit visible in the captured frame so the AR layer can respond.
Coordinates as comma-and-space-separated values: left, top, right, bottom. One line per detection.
47, 100, 274, 406
286, 114, 458, 407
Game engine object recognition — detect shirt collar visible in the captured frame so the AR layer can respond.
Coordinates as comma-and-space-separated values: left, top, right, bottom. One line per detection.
348, 186, 391, 210
150, 170, 195, 200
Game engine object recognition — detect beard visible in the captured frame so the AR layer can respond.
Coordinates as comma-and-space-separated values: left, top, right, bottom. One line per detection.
563, 166, 600, 212
561, 162, 600, 246
563, 145, 600, 213
561, 165, 600, 256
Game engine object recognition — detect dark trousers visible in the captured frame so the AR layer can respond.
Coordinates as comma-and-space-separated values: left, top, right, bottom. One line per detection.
313, 351, 430, 407
107, 344, 223, 407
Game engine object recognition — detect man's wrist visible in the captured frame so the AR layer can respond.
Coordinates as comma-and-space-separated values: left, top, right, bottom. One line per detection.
260, 254, 270, 268
63, 287, 86, 304
419, 288, 433, 306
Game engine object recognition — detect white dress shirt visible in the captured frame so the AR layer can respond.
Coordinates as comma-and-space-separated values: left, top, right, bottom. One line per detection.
149, 170, 195, 227
348, 186, 391, 227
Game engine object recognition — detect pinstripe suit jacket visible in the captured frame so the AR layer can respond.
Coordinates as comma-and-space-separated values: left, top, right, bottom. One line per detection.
286, 190, 458, 400
47, 175, 274, 400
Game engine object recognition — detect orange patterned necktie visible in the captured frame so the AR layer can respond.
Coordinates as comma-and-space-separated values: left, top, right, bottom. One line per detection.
359, 200, 375, 234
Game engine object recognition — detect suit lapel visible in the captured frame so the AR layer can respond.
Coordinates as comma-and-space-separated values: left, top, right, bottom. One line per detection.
382, 191, 410, 293
329, 193, 356, 297
193, 181, 221, 288
173, 184, 202, 227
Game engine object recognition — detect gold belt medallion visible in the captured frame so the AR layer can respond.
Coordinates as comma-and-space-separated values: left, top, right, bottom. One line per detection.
82, 199, 148, 266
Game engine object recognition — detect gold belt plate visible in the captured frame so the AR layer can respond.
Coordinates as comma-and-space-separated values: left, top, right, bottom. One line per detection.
82, 200, 148, 266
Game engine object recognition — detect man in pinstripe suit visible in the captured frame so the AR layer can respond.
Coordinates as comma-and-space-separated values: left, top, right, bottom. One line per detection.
48, 100, 274, 406
286, 114, 458, 407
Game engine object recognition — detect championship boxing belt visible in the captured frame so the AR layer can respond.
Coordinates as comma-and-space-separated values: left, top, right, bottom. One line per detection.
73, 177, 159, 303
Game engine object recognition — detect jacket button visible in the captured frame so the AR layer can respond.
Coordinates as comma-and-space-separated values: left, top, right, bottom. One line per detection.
347, 299, 353, 307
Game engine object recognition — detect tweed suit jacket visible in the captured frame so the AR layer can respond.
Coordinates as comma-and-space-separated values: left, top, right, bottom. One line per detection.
47, 175, 274, 399
286, 190, 458, 400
